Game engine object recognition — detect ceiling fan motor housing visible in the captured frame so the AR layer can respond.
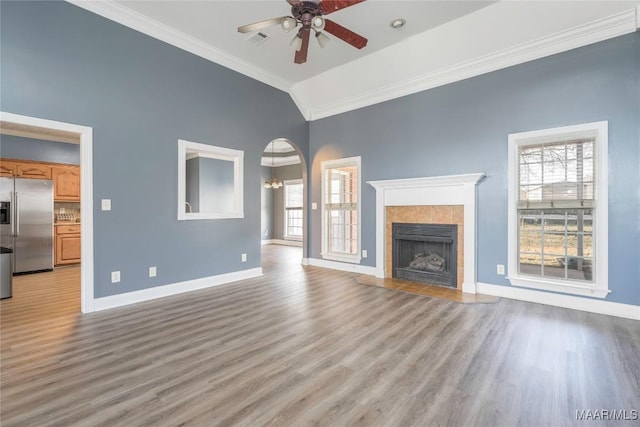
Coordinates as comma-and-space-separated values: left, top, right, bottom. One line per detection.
292, 1, 323, 26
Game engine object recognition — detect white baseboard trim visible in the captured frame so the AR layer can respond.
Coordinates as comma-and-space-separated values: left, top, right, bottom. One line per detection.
92, 267, 263, 312
261, 239, 302, 247
477, 282, 639, 320
306, 258, 378, 276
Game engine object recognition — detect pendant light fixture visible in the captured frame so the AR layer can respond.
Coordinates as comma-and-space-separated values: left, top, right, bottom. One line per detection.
264, 142, 283, 189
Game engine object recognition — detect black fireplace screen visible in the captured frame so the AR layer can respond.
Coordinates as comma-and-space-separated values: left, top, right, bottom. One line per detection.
392, 223, 458, 288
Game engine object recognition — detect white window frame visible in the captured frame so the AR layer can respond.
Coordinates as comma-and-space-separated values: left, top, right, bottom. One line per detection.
321, 156, 362, 264
283, 179, 303, 241
507, 121, 609, 298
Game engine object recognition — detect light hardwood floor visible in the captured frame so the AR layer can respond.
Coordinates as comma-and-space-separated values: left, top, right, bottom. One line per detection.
1, 245, 639, 426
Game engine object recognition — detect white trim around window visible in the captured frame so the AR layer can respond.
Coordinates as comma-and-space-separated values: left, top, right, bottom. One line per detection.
283, 179, 303, 241
507, 121, 609, 298
321, 156, 362, 264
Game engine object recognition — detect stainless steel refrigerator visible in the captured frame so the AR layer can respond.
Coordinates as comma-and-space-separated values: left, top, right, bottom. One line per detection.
0, 177, 54, 274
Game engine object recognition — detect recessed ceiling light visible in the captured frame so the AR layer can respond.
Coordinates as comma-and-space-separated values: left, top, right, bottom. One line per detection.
390, 18, 406, 29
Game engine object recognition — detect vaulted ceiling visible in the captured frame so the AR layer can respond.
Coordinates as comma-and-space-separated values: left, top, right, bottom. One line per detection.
69, 1, 639, 120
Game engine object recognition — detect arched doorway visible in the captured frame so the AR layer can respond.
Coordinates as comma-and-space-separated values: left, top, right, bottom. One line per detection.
260, 138, 308, 265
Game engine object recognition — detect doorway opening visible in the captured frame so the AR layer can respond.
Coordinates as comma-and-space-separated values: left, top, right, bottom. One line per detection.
260, 138, 307, 268
0, 112, 93, 313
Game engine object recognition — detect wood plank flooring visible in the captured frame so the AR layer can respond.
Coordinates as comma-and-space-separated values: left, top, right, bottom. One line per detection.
1, 245, 639, 426
354, 275, 499, 304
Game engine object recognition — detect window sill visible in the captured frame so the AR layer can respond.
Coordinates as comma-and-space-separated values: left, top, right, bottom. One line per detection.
321, 253, 362, 264
284, 237, 302, 242
508, 275, 609, 299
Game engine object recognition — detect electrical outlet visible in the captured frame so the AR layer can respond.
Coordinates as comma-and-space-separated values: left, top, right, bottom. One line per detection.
312, 202, 318, 210
149, 266, 157, 278
497, 264, 505, 275
101, 199, 112, 211
241, 253, 247, 263
111, 271, 121, 283
362, 249, 368, 258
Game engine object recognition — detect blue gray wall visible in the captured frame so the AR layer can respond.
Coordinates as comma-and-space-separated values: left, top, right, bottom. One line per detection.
196, 157, 235, 213
309, 33, 640, 306
1, 1, 308, 298
0, 134, 80, 165
261, 166, 274, 241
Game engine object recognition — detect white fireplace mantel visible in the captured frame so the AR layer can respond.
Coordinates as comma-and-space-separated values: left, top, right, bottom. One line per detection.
367, 173, 485, 294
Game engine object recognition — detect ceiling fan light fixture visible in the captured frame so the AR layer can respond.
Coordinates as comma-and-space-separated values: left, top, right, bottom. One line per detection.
281, 17, 297, 32
290, 33, 303, 51
390, 18, 406, 29
311, 16, 325, 31
316, 32, 330, 48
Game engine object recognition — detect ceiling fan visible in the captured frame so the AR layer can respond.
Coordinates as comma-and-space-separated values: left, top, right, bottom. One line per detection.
237, 0, 368, 64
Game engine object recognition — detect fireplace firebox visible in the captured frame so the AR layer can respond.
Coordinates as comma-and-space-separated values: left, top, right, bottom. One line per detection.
392, 223, 458, 288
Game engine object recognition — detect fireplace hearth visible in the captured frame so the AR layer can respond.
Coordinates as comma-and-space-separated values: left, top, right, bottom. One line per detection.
392, 223, 458, 288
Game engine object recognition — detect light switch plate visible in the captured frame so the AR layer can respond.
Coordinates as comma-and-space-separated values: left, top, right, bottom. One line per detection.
111, 271, 120, 283
149, 266, 157, 278
312, 202, 317, 210
101, 199, 112, 211
497, 264, 505, 275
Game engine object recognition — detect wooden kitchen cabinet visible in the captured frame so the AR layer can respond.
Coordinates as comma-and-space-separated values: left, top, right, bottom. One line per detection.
52, 166, 80, 201
1, 159, 80, 201
17, 163, 52, 179
55, 224, 81, 265
0, 160, 20, 177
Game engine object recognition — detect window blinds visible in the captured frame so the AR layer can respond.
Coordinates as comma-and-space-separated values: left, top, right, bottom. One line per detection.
518, 138, 595, 209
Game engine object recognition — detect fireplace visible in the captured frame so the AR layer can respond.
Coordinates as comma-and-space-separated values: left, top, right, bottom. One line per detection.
392, 223, 458, 288
369, 173, 484, 293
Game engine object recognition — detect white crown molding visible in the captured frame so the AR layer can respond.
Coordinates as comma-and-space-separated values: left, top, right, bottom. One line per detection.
368, 173, 485, 190
289, 90, 311, 122
261, 155, 301, 167
477, 282, 640, 321
92, 267, 263, 312
65, 0, 292, 92
265, 139, 298, 153
296, 7, 638, 121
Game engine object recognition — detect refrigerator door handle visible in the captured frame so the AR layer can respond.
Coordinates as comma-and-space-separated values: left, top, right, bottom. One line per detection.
10, 191, 16, 236
14, 192, 19, 237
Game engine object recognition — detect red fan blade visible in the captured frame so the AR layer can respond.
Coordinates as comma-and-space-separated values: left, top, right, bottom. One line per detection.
319, 0, 365, 15
324, 19, 367, 49
294, 29, 311, 64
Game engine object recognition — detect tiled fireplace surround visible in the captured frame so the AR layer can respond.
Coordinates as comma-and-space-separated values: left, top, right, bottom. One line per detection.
368, 174, 485, 294
387, 206, 465, 288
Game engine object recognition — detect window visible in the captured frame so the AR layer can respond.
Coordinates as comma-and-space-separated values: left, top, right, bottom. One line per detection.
284, 179, 303, 240
321, 156, 361, 263
508, 122, 608, 298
